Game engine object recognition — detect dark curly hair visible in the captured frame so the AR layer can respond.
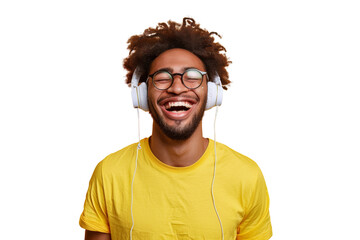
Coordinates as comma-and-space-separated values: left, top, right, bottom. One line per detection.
123, 17, 231, 90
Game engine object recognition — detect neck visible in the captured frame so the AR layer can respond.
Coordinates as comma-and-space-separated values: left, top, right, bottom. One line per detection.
149, 122, 209, 167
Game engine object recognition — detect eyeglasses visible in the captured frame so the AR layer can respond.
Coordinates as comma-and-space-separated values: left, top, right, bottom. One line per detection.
147, 68, 207, 90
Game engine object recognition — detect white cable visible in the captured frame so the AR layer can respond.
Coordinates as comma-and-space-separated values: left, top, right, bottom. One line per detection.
211, 106, 224, 240
130, 107, 141, 240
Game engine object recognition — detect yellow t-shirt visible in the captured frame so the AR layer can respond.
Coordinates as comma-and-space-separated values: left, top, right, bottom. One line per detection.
80, 138, 272, 240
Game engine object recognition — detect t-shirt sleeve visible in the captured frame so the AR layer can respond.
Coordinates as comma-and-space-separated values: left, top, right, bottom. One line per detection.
79, 161, 110, 233
237, 168, 272, 240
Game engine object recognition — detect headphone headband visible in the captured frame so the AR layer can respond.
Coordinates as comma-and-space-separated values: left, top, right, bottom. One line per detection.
131, 67, 141, 87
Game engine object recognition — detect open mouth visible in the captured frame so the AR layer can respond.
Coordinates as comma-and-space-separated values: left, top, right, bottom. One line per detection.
164, 101, 193, 113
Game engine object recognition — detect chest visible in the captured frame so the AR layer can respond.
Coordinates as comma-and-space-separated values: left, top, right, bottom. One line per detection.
105, 167, 245, 239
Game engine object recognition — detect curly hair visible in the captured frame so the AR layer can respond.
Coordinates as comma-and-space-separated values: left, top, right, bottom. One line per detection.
123, 17, 231, 90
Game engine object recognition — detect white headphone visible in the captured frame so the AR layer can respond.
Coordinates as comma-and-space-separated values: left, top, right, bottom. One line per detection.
131, 67, 223, 111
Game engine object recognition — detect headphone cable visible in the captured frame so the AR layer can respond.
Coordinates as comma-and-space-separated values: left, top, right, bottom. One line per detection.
211, 105, 224, 240
130, 94, 142, 239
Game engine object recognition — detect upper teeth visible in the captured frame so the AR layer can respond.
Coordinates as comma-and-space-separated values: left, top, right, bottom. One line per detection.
165, 101, 193, 109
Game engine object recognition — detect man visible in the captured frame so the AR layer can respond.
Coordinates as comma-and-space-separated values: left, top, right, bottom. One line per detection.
80, 18, 272, 240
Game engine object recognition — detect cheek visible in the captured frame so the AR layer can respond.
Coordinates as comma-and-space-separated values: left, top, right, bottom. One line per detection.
147, 86, 155, 101
147, 89, 161, 108
198, 85, 208, 101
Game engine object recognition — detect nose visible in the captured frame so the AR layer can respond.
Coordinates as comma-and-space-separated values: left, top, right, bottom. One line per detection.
167, 75, 188, 95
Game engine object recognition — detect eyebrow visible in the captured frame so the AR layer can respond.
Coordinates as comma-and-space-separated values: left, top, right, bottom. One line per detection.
152, 67, 198, 74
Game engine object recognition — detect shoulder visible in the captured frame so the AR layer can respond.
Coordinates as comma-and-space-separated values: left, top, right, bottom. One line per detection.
96, 140, 143, 175
216, 141, 260, 170
214, 141, 265, 184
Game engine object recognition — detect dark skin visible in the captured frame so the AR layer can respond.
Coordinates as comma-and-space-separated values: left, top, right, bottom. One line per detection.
85, 230, 111, 240
147, 48, 209, 167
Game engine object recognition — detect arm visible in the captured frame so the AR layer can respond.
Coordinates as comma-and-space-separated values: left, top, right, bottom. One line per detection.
237, 168, 272, 239
80, 162, 111, 236
85, 230, 111, 240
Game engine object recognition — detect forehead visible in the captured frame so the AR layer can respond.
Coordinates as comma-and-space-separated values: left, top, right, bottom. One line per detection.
149, 48, 205, 73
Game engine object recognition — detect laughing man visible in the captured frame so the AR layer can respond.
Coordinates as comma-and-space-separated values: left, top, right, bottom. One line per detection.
80, 17, 272, 240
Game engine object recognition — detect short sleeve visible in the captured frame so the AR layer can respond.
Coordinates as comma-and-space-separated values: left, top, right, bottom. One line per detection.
237, 168, 272, 240
79, 161, 110, 233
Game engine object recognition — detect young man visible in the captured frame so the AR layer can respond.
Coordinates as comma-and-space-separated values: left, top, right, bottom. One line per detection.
80, 18, 272, 240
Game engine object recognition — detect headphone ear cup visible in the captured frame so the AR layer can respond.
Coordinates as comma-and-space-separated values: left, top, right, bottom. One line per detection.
131, 82, 149, 111
130, 67, 149, 112
138, 82, 149, 111
206, 82, 223, 109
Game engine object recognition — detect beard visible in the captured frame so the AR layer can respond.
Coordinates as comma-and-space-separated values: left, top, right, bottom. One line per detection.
149, 98, 207, 141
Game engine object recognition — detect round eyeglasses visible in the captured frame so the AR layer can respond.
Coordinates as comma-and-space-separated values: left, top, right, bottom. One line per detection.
147, 68, 207, 90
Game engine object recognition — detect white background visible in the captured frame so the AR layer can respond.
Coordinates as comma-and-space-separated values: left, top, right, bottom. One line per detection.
1, 0, 359, 239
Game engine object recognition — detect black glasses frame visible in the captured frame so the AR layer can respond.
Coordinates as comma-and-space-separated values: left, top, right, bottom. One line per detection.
147, 68, 207, 90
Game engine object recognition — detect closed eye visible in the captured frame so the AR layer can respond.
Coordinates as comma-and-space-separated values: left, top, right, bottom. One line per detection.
155, 79, 171, 82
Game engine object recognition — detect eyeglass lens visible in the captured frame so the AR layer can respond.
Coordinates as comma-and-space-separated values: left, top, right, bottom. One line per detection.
152, 69, 203, 90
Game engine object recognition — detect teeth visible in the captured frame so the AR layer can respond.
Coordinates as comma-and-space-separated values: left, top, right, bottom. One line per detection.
165, 101, 193, 110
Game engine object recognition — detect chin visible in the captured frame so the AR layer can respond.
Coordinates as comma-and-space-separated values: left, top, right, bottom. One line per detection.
150, 102, 206, 141
158, 122, 200, 140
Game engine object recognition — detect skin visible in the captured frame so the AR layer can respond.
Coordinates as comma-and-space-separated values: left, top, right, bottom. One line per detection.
147, 48, 209, 167
85, 230, 111, 240
84, 48, 209, 239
